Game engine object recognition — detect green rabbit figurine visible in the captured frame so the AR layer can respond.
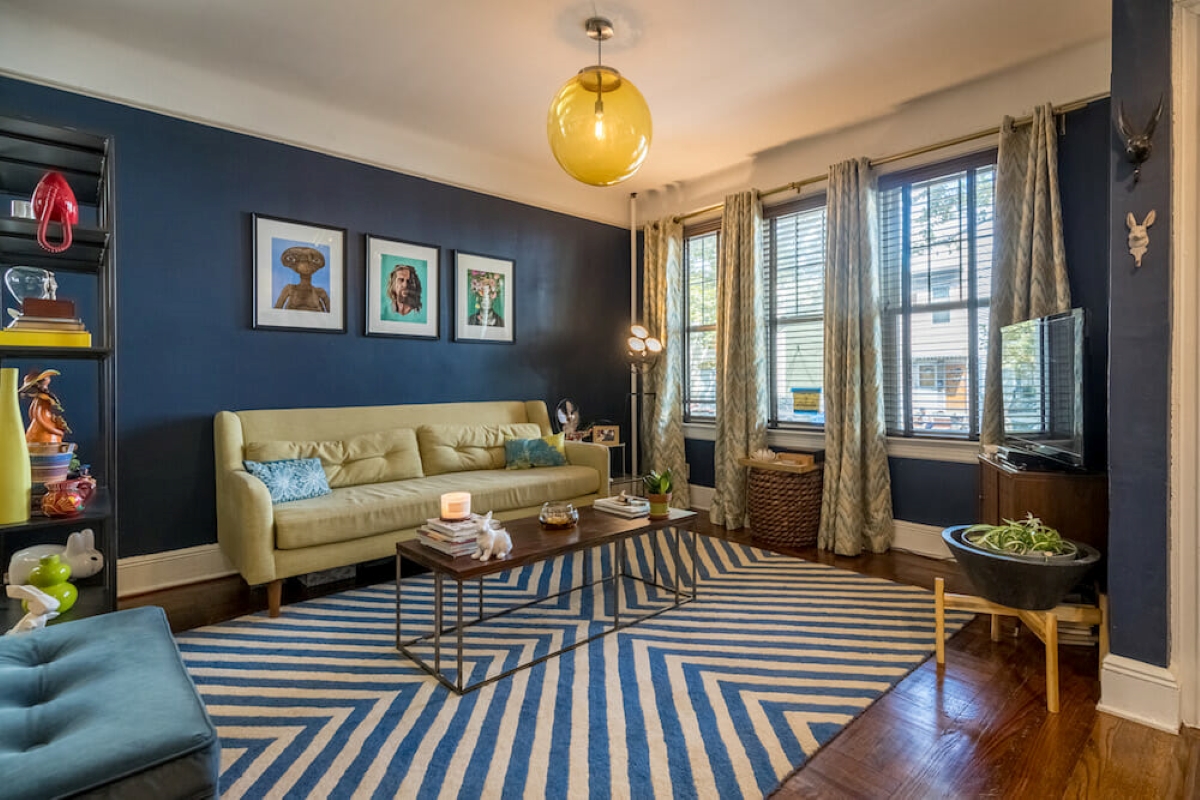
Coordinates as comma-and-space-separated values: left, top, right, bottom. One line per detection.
24, 553, 77, 614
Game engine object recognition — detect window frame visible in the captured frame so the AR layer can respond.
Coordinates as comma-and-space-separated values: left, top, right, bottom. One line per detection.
879, 149, 998, 441
763, 193, 828, 430
682, 220, 721, 422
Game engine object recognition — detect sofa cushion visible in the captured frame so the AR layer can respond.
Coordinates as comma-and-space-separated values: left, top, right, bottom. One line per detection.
273, 465, 600, 549
417, 423, 542, 476
244, 457, 332, 503
505, 432, 568, 469
245, 428, 423, 488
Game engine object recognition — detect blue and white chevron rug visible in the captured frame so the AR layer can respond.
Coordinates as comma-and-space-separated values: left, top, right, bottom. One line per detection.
177, 535, 971, 798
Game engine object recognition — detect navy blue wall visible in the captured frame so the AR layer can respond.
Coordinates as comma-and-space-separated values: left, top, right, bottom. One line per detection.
1107, 0, 1172, 667
682, 100, 1110, 531
0, 76, 631, 559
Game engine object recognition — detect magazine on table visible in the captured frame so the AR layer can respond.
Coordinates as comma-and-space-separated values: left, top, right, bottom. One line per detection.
595, 493, 651, 518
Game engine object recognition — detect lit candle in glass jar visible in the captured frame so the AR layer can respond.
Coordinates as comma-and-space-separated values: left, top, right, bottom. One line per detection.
440, 492, 471, 520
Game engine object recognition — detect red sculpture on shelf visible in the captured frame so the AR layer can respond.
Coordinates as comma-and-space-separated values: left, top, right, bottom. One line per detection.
31, 171, 79, 254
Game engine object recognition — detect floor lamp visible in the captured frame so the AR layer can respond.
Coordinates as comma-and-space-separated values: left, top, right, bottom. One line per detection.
627, 325, 662, 478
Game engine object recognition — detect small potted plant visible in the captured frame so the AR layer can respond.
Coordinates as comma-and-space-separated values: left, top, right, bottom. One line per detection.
643, 469, 672, 520
942, 514, 1102, 610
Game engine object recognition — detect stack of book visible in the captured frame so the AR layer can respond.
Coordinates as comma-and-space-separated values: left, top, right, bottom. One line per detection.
595, 494, 650, 518
416, 515, 481, 557
2, 297, 91, 347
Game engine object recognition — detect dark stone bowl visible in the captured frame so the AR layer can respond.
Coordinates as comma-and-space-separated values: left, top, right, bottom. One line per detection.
941, 525, 1102, 611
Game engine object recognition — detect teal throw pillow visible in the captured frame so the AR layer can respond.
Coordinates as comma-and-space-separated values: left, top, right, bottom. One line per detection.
505, 433, 568, 470
244, 457, 332, 504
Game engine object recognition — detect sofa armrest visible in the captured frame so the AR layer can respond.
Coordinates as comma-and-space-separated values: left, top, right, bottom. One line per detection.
215, 470, 277, 586
565, 441, 611, 497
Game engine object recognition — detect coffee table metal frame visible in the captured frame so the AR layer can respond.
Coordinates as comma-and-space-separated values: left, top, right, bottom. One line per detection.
395, 508, 698, 695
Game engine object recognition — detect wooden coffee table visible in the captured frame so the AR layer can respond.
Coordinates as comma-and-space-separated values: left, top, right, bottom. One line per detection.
395, 506, 698, 694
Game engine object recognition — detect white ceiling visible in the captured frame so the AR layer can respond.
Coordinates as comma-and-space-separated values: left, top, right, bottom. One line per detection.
0, 0, 1110, 224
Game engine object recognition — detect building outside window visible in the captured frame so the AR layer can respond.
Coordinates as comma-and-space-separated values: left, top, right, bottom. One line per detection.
684, 225, 719, 420
880, 152, 996, 438
764, 197, 827, 426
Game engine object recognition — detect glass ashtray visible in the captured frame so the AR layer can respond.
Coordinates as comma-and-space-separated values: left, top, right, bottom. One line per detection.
539, 501, 579, 530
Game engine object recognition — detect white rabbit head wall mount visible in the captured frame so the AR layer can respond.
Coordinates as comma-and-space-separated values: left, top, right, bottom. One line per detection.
1126, 210, 1156, 269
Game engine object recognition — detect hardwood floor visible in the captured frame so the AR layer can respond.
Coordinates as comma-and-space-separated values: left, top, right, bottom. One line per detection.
121, 516, 1200, 798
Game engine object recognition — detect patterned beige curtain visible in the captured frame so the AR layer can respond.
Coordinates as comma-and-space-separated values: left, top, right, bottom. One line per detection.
709, 191, 768, 529
642, 217, 690, 508
819, 158, 893, 555
982, 103, 1071, 444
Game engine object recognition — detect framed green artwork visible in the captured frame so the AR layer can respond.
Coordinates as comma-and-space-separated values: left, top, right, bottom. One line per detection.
365, 235, 440, 339
454, 250, 514, 344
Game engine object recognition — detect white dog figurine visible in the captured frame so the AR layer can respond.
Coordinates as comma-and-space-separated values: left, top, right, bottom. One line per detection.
5, 585, 60, 635
472, 512, 512, 562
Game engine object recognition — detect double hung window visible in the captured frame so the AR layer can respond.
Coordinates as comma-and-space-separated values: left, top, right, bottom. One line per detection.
682, 151, 996, 442
684, 225, 719, 420
764, 198, 827, 426
879, 153, 996, 438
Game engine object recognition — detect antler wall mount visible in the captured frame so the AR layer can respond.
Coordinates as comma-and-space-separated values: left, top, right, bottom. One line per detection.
1117, 96, 1164, 184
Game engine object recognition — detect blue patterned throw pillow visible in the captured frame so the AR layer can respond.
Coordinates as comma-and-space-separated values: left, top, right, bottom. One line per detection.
243, 458, 332, 503
505, 432, 568, 469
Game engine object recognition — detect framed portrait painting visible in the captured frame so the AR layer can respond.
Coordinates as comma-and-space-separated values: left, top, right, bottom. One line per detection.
454, 251, 515, 344
253, 214, 346, 332
365, 235, 440, 339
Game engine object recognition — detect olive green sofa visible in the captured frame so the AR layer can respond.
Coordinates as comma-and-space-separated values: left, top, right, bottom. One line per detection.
214, 400, 610, 615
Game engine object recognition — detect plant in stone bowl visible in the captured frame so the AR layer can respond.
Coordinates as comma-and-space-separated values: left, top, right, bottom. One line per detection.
941, 517, 1102, 611
962, 513, 1078, 561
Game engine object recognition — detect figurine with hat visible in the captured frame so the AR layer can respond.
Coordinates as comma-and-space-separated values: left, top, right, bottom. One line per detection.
19, 368, 70, 444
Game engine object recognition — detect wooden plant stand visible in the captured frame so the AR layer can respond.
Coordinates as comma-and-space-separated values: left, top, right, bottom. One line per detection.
934, 577, 1108, 713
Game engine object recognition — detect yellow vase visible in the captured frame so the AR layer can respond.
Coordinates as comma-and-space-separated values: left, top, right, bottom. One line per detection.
0, 368, 32, 524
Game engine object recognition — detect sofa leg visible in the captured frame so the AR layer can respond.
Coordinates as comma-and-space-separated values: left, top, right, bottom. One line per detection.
267, 580, 283, 617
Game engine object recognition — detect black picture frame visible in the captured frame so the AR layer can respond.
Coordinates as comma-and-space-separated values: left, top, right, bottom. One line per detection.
252, 213, 347, 333
364, 234, 441, 340
453, 250, 515, 344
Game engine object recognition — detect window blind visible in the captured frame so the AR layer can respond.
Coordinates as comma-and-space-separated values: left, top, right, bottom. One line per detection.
684, 230, 719, 419
766, 202, 827, 426
880, 158, 995, 438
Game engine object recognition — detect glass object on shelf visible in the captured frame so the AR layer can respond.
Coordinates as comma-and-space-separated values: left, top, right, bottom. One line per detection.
5, 266, 57, 305
539, 501, 579, 530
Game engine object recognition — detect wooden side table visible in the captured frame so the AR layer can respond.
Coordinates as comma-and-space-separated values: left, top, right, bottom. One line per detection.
934, 577, 1108, 713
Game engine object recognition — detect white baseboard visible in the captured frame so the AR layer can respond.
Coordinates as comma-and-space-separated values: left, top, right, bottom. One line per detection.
892, 521, 954, 560
688, 486, 950, 560
118, 543, 237, 598
689, 485, 715, 510
1098, 654, 1182, 733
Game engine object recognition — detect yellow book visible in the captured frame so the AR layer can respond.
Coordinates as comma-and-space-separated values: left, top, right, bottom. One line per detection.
0, 329, 92, 347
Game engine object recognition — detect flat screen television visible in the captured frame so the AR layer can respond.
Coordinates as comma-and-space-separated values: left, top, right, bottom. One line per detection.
999, 308, 1086, 470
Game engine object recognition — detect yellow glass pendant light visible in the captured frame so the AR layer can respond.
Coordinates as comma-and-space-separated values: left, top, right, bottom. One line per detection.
547, 17, 652, 187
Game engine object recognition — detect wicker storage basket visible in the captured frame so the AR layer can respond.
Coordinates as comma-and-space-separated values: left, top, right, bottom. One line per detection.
743, 461, 824, 547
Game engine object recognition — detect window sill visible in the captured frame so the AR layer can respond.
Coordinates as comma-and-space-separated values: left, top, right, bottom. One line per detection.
681, 423, 981, 464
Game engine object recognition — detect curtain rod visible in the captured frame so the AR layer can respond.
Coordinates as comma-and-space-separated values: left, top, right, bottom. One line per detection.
672, 91, 1110, 224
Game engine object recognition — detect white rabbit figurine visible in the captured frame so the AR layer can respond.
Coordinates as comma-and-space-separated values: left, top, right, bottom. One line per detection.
472, 512, 512, 562
6, 529, 103, 585
5, 584, 60, 635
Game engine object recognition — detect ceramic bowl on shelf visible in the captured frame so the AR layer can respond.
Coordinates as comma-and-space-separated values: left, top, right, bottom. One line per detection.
539, 501, 578, 530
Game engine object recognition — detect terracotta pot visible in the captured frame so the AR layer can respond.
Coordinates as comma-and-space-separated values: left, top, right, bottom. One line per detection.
647, 492, 672, 519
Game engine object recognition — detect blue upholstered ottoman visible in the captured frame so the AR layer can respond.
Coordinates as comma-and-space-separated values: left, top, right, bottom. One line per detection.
0, 606, 220, 799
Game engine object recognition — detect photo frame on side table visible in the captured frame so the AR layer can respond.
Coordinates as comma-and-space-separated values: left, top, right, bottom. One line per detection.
365, 235, 440, 339
593, 425, 620, 445
253, 214, 346, 332
454, 251, 515, 344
